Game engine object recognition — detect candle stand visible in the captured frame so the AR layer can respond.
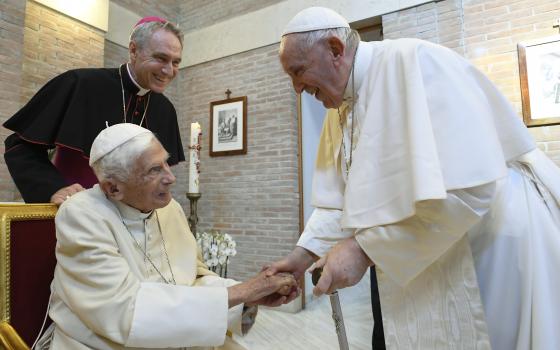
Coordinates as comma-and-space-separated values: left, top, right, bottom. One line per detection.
186, 192, 201, 235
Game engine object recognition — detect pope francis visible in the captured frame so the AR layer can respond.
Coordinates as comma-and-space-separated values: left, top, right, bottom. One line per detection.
269, 6, 560, 350
36, 123, 297, 349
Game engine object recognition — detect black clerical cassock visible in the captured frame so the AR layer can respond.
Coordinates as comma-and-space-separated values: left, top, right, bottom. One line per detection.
3, 65, 184, 202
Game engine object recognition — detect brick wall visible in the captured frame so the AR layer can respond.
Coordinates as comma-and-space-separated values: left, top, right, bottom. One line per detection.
21, 2, 105, 103
383, 1, 465, 53
178, 44, 300, 280
0, 0, 26, 201
178, 0, 284, 33
0, 1, 106, 201
463, 0, 560, 162
104, 39, 128, 68
1, 1, 105, 202
383, 0, 560, 164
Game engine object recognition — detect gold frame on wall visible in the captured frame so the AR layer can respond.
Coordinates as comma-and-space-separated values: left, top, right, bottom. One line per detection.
517, 35, 560, 127
0, 204, 57, 323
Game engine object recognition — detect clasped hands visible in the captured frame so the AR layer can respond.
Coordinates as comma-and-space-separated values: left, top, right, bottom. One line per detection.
228, 270, 299, 308
264, 237, 374, 296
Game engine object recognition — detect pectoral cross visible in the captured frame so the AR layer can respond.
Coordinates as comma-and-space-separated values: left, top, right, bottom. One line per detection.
554, 18, 560, 34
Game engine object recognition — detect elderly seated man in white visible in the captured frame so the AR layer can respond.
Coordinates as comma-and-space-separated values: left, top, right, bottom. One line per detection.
37, 123, 298, 349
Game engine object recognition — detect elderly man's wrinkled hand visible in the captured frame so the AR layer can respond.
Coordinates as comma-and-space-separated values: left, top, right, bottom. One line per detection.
312, 237, 373, 296
263, 246, 317, 280
250, 287, 300, 307
50, 183, 86, 205
237, 271, 299, 307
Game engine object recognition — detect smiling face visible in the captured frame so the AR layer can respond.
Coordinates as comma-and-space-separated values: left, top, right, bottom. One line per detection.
118, 140, 176, 212
129, 28, 182, 93
279, 34, 349, 109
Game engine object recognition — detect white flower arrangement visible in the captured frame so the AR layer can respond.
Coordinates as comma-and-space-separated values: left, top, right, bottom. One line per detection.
196, 230, 237, 278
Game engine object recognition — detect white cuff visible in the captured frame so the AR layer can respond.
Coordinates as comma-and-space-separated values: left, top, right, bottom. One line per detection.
298, 208, 350, 257
126, 282, 228, 348
195, 275, 244, 335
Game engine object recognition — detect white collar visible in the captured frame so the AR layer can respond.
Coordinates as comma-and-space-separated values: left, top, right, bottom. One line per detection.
113, 199, 153, 221
343, 41, 371, 102
126, 63, 150, 96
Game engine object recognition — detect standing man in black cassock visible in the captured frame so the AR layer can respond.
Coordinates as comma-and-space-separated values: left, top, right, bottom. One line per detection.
3, 16, 185, 204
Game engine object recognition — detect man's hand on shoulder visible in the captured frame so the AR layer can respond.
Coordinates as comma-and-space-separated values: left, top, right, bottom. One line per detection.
50, 183, 85, 205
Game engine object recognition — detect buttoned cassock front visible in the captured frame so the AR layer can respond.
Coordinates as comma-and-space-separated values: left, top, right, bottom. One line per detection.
44, 185, 243, 349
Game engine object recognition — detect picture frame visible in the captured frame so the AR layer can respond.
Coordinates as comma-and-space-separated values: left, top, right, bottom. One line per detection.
517, 35, 560, 127
209, 96, 247, 156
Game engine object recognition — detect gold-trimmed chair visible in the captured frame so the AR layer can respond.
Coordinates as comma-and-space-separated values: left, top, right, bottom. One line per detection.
0, 320, 29, 349
0, 203, 58, 348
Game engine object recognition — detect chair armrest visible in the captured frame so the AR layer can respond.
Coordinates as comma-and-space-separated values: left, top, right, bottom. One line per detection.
0, 321, 30, 350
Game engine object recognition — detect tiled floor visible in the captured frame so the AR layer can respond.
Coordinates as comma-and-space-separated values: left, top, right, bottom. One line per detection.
234, 271, 373, 350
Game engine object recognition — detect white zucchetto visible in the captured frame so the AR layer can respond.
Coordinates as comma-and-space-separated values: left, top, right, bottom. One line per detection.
282, 7, 350, 36
89, 123, 151, 165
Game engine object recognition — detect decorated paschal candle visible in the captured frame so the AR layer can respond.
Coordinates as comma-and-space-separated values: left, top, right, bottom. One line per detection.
188, 122, 202, 193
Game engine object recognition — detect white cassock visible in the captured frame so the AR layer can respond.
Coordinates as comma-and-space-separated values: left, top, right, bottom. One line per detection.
299, 38, 560, 350
40, 185, 245, 350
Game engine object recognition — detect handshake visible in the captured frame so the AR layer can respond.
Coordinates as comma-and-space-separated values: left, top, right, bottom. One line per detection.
228, 237, 374, 309
226, 247, 319, 309
228, 237, 375, 310
227, 269, 300, 309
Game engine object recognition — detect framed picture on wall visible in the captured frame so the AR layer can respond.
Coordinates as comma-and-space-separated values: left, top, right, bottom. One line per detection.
209, 96, 247, 156
517, 35, 560, 127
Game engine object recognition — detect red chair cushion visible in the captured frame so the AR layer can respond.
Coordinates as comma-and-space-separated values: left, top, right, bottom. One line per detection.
9, 219, 56, 346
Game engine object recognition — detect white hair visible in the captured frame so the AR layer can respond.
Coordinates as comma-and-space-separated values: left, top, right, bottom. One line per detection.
91, 132, 157, 182
279, 27, 360, 55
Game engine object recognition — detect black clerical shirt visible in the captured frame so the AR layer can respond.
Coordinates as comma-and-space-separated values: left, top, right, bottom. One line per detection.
3, 65, 184, 202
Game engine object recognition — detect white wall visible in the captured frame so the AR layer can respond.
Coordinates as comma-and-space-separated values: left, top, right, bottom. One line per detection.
34, 0, 108, 31
105, 2, 139, 47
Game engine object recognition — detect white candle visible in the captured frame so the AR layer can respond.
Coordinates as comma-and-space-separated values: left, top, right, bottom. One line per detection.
188, 122, 202, 193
